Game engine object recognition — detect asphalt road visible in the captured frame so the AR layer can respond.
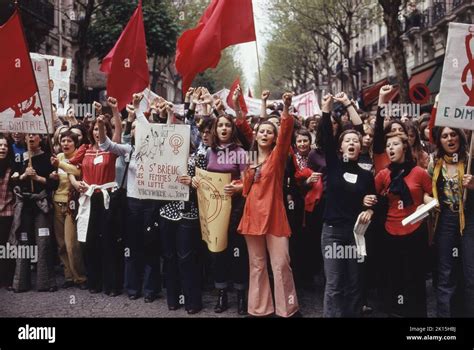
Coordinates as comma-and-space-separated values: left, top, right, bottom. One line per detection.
0, 271, 436, 318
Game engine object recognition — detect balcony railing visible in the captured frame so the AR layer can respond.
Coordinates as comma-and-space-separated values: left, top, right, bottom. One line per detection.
409, 1, 472, 31
20, 0, 54, 27
432, 1, 446, 23
420, 8, 431, 29
453, 0, 468, 9
404, 10, 423, 31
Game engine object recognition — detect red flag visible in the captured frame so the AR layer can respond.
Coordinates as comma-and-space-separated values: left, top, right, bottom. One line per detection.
248, 88, 253, 98
0, 10, 37, 112
100, 0, 149, 111
175, 0, 256, 93
226, 77, 248, 115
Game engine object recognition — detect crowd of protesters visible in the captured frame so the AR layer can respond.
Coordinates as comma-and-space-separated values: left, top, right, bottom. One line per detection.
0, 84, 473, 318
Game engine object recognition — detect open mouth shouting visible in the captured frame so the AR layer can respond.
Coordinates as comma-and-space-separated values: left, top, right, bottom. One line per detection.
447, 142, 457, 152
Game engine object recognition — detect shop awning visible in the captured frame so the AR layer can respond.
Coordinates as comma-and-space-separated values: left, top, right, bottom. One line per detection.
362, 79, 388, 107
361, 66, 439, 107
410, 66, 436, 88
427, 65, 443, 94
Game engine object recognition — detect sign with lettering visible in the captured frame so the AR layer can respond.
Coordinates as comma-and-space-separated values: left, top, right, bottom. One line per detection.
135, 121, 190, 200
0, 57, 52, 134
196, 168, 232, 253
30, 53, 71, 117
436, 23, 474, 130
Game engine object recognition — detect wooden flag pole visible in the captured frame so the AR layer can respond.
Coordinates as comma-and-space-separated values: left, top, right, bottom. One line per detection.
16, 3, 54, 154
464, 132, 474, 203
26, 137, 34, 192
255, 40, 263, 95
251, 0, 262, 94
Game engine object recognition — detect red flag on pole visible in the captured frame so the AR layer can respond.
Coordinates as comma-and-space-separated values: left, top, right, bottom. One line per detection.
175, 0, 256, 93
227, 77, 248, 116
0, 10, 37, 112
100, 0, 149, 111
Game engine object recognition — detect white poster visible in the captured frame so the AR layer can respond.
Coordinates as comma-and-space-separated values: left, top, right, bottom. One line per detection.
212, 88, 321, 118
0, 58, 53, 134
436, 23, 474, 130
30, 53, 71, 117
292, 90, 322, 117
135, 121, 190, 200
140, 87, 321, 119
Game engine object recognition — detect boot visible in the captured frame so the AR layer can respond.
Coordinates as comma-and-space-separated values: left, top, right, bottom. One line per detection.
214, 288, 228, 313
237, 290, 248, 315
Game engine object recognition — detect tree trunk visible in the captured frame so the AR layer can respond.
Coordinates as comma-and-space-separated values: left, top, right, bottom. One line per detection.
76, 0, 95, 102
151, 54, 159, 92
342, 40, 356, 98
379, 0, 410, 103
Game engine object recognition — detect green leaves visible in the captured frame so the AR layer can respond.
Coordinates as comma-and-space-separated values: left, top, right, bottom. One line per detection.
88, 0, 178, 61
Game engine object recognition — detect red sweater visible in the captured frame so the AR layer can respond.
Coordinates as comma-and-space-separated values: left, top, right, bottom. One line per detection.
375, 166, 432, 235
70, 144, 117, 186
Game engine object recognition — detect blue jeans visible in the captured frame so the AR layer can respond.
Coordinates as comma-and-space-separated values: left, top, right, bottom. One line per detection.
321, 222, 362, 317
159, 217, 202, 310
435, 207, 474, 317
124, 198, 161, 297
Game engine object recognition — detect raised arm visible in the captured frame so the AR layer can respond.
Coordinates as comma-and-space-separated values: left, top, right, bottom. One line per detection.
260, 90, 270, 120
274, 92, 295, 162
123, 104, 136, 136
132, 93, 149, 124
107, 97, 122, 143
374, 85, 393, 154
333, 92, 362, 126
320, 94, 338, 167
233, 85, 253, 147
97, 114, 132, 157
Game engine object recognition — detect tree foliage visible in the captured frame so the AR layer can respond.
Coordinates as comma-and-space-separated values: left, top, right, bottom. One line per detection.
261, 0, 373, 98
88, 0, 178, 60
88, 0, 179, 91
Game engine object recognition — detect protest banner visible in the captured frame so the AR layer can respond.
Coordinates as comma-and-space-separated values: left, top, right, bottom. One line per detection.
213, 88, 321, 117
0, 57, 53, 134
135, 121, 190, 200
137, 87, 321, 119
436, 23, 474, 130
196, 168, 232, 253
30, 53, 71, 117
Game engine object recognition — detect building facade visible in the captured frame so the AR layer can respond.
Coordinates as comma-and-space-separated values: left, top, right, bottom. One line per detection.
333, 0, 474, 109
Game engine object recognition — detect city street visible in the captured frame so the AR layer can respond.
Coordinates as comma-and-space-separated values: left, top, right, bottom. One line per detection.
0, 271, 436, 318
